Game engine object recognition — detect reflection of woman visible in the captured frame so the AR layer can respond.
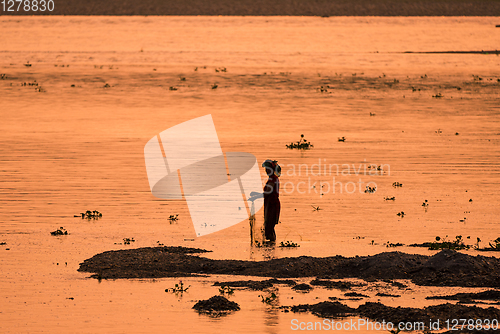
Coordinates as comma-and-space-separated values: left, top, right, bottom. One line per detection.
262, 160, 281, 242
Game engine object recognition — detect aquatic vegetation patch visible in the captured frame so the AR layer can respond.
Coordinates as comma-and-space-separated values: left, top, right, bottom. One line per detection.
123, 237, 135, 245
218, 285, 234, 296
279, 240, 300, 248
385, 241, 404, 248
215, 67, 227, 73
50, 227, 68, 236
286, 134, 313, 150
259, 291, 278, 305
364, 186, 376, 193
489, 237, 500, 250
477, 237, 500, 252
76, 210, 102, 220
165, 280, 190, 293
410, 235, 470, 250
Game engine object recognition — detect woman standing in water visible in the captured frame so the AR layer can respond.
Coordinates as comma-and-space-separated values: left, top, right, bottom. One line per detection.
262, 160, 281, 243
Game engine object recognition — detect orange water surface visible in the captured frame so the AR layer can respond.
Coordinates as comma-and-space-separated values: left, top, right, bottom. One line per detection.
0, 16, 499, 334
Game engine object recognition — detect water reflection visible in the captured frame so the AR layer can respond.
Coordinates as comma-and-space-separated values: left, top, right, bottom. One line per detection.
262, 244, 277, 261
264, 307, 280, 333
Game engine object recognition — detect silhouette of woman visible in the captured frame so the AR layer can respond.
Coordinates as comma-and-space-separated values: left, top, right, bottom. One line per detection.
262, 160, 281, 242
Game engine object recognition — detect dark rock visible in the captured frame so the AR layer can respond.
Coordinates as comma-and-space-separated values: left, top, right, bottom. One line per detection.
375, 292, 401, 297
284, 301, 355, 318
426, 289, 500, 301
78, 247, 500, 288
192, 295, 240, 314
345, 292, 369, 298
292, 283, 313, 291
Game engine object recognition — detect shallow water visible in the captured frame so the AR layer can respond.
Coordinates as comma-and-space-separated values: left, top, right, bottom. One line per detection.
0, 16, 499, 333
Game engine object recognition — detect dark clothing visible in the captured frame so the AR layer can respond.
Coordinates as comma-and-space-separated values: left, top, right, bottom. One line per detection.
264, 174, 280, 242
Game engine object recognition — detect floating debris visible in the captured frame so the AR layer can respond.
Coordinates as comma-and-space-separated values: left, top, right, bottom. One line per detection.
396, 211, 405, 217
169, 86, 178, 91
211, 83, 218, 89
432, 93, 443, 98
338, 136, 346, 142
392, 182, 403, 187
168, 214, 179, 223
384, 196, 395, 201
